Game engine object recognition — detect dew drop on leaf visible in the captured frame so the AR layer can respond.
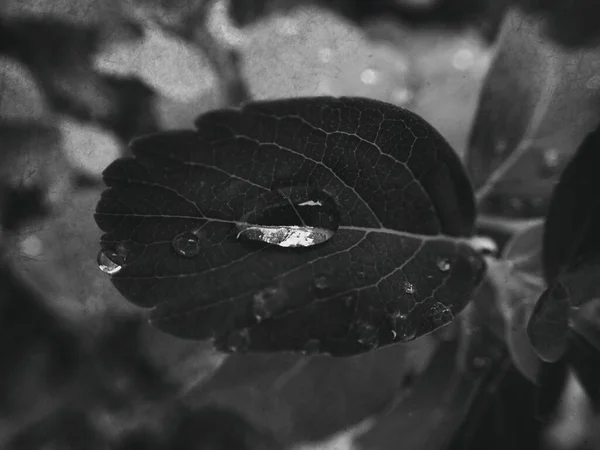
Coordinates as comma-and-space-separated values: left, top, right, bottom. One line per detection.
253, 285, 287, 322
236, 224, 335, 248
172, 230, 202, 258
403, 281, 416, 295
427, 302, 454, 328
97, 249, 123, 275
469, 235, 498, 256
437, 258, 451, 272
357, 323, 379, 349
314, 274, 329, 290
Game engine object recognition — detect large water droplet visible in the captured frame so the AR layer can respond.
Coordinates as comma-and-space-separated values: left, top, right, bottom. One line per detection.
172, 230, 202, 258
360, 68, 379, 85
253, 285, 286, 322
237, 225, 334, 248
437, 258, 451, 272
403, 281, 416, 295
225, 328, 251, 353
97, 249, 123, 275
357, 323, 378, 349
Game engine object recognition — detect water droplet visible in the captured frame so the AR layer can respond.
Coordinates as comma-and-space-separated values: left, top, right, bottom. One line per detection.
428, 302, 454, 327
314, 274, 329, 290
225, 329, 251, 353
303, 339, 321, 355
360, 68, 379, 85
237, 225, 334, 248
468, 235, 498, 256
97, 249, 123, 275
494, 139, 507, 155
437, 258, 451, 272
357, 323, 378, 349
172, 230, 202, 258
391, 330, 397, 340
403, 281, 416, 295
253, 286, 286, 321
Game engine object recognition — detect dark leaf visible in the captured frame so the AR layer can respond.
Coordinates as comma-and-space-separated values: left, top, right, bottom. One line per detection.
534, 359, 568, 421
569, 297, 600, 352
465, 8, 600, 217
95, 96, 485, 356
516, 0, 600, 49
527, 123, 600, 363
527, 282, 570, 363
542, 123, 600, 283
566, 331, 600, 410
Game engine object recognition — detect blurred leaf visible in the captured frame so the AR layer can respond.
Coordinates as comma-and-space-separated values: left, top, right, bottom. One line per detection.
465, 8, 600, 218
570, 297, 600, 351
94, 23, 217, 102
515, 0, 600, 49
95, 96, 485, 356
0, 56, 47, 120
59, 118, 124, 178
502, 218, 543, 279
185, 336, 437, 444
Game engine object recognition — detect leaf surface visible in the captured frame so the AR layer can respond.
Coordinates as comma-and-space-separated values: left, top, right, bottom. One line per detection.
95, 96, 485, 356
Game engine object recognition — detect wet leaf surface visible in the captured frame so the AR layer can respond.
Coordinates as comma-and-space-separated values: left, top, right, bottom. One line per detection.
95, 96, 485, 356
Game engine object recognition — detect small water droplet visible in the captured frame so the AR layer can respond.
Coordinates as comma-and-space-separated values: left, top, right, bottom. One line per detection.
403, 281, 416, 295
428, 302, 454, 327
225, 329, 251, 353
303, 339, 321, 355
494, 139, 507, 155
172, 231, 202, 258
437, 258, 451, 272
360, 68, 379, 85
314, 274, 329, 290
357, 323, 378, 349
391, 87, 413, 105
97, 249, 123, 275
253, 286, 286, 321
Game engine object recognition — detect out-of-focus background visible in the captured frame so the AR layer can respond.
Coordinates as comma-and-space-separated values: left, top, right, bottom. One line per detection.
0, 0, 597, 449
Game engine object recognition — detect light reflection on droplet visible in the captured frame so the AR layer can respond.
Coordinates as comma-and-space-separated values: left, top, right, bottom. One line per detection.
452, 48, 475, 71
237, 224, 334, 248
357, 323, 378, 349
403, 281, 416, 295
225, 328, 251, 352
172, 230, 202, 258
542, 148, 561, 171
437, 258, 451, 272
360, 68, 379, 85
97, 249, 123, 275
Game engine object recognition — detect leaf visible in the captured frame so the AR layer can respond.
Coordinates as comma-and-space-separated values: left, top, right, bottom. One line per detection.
95, 96, 485, 356
465, 8, 600, 217
184, 336, 438, 444
502, 218, 544, 280
527, 123, 600, 362
542, 123, 600, 283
